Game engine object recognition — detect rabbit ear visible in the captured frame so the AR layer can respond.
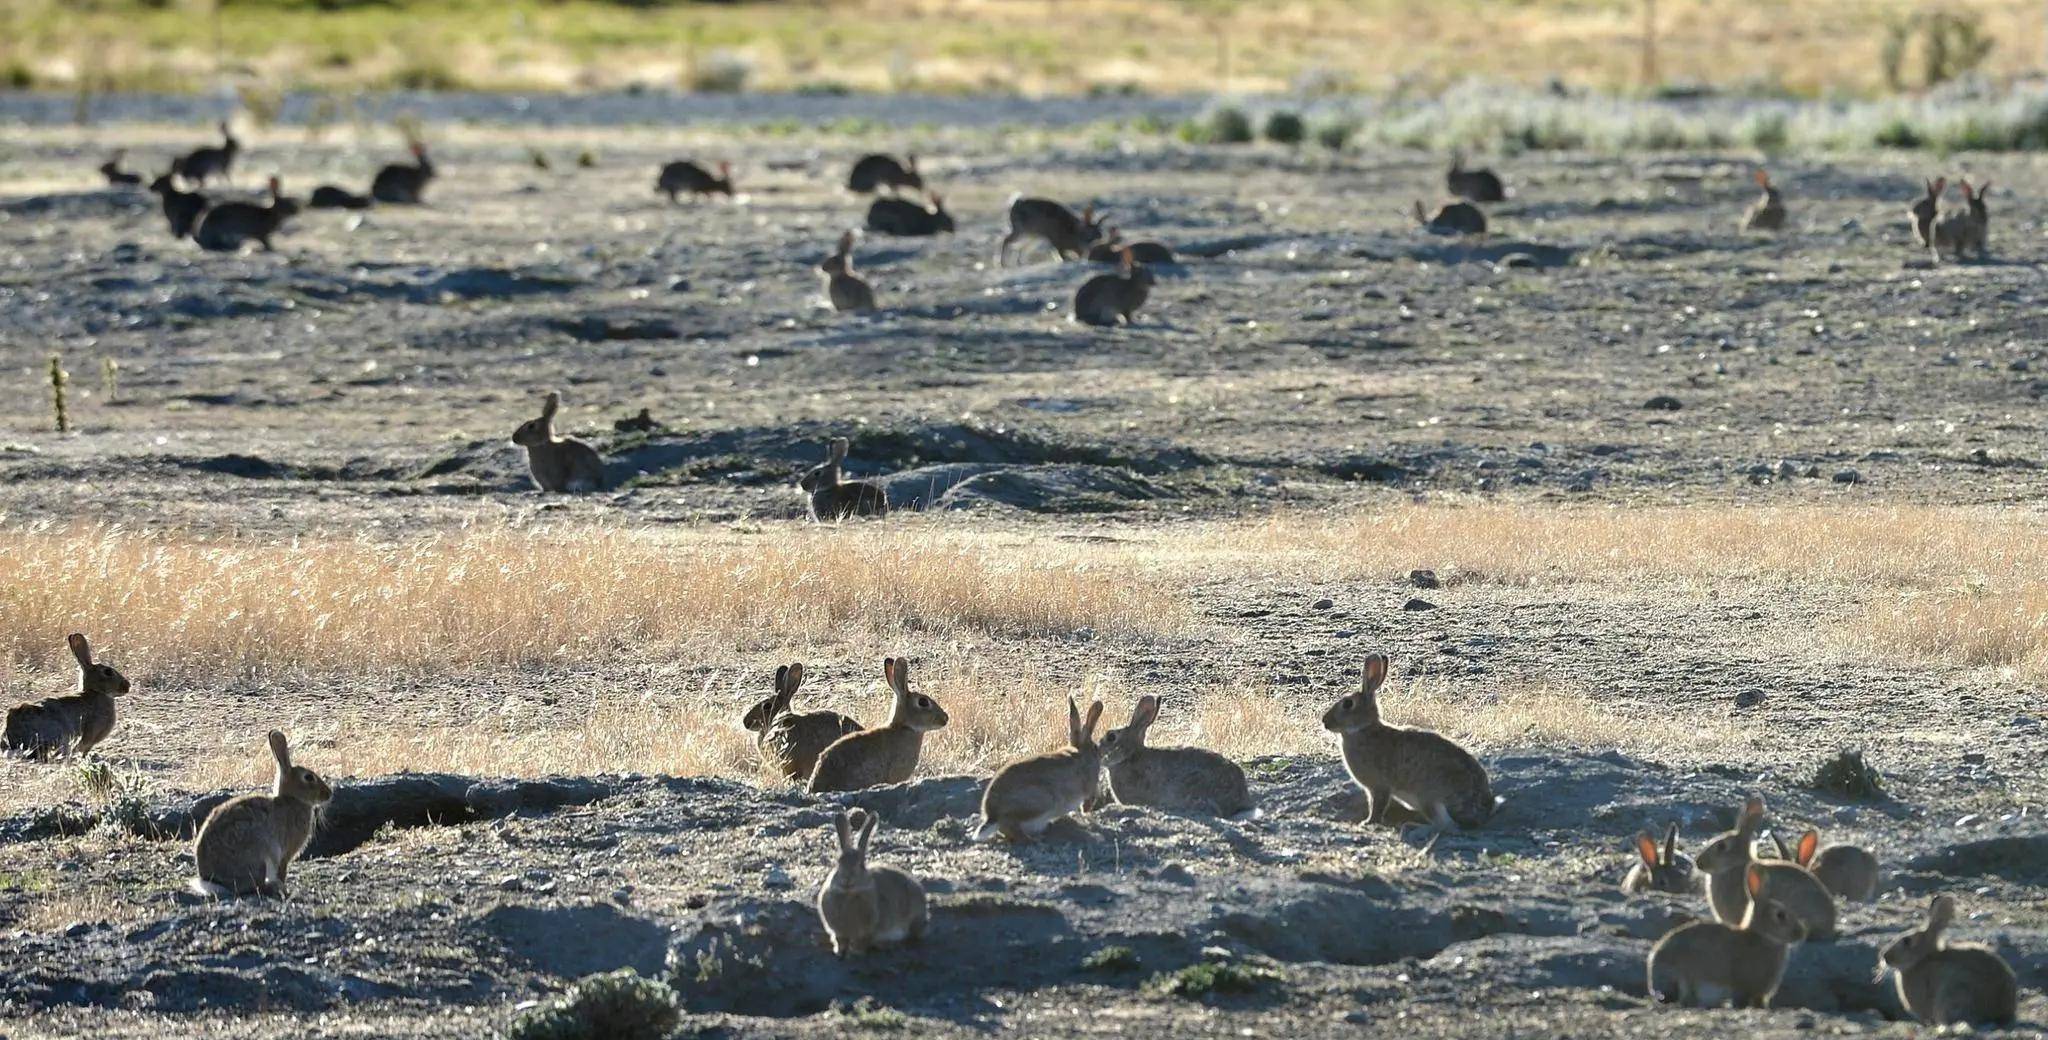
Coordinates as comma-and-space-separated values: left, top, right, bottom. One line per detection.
837, 230, 855, 253
1082, 700, 1104, 740
1959, 179, 1975, 200
1928, 894, 1956, 929
67, 633, 92, 667
1754, 168, 1770, 188
856, 810, 877, 854
1067, 696, 1082, 744
1797, 829, 1820, 867
884, 656, 908, 695
1746, 863, 1765, 898
718, 160, 731, 179
540, 391, 560, 420
1768, 830, 1792, 860
1133, 694, 1160, 729
1662, 821, 1679, 863
1976, 180, 1992, 197
1635, 832, 1660, 868
267, 175, 281, 195
267, 730, 292, 768
830, 437, 849, 462
786, 662, 804, 696
1360, 654, 1389, 696
1081, 203, 1093, 222
773, 663, 792, 701
1931, 176, 1947, 197
834, 811, 853, 852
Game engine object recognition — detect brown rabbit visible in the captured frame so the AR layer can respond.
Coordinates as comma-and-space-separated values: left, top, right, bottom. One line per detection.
1321, 654, 1494, 833
1414, 199, 1487, 236
1647, 864, 1808, 1008
1086, 227, 1175, 265
1769, 828, 1879, 903
3, 634, 131, 761
1930, 179, 1989, 263
999, 197, 1106, 266
99, 150, 143, 187
1742, 169, 1786, 231
194, 176, 299, 252
1446, 153, 1507, 203
1880, 894, 2019, 1026
807, 658, 948, 793
847, 153, 923, 195
798, 438, 888, 521
1622, 821, 1698, 895
865, 193, 953, 237
1909, 176, 1945, 249
371, 140, 435, 204
150, 172, 208, 238
819, 231, 878, 313
1072, 248, 1154, 328
510, 390, 606, 493
190, 731, 334, 897
817, 808, 927, 956
656, 159, 733, 202
1696, 796, 1836, 940
1099, 694, 1252, 817
172, 121, 239, 186
742, 663, 861, 782
976, 696, 1105, 842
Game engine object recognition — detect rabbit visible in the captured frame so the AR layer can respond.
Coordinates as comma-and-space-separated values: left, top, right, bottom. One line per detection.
309, 184, 373, 210
1413, 199, 1487, 236
865, 193, 954, 236
1446, 153, 1507, 203
371, 140, 435, 204
1742, 168, 1786, 231
1767, 828, 1879, 903
3, 634, 130, 761
190, 731, 334, 897
193, 176, 299, 252
817, 808, 927, 956
1087, 227, 1175, 265
1099, 694, 1252, 816
150, 172, 208, 239
797, 437, 888, 521
742, 662, 861, 782
807, 657, 948, 793
1647, 864, 1808, 1008
1321, 654, 1494, 833
612, 408, 661, 433
1621, 821, 1698, 895
1072, 248, 1154, 328
819, 231, 878, 313
975, 696, 1105, 842
847, 153, 923, 195
1696, 795, 1836, 940
510, 390, 606, 493
1930, 179, 1990, 263
999, 196, 1106, 265
172, 121, 238, 186
656, 159, 733, 202
1908, 176, 1945, 249
99, 150, 142, 187
1879, 894, 2019, 1026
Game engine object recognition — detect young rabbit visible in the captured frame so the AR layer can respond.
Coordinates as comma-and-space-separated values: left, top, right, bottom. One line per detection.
370, 140, 435, 204
1930, 179, 1990, 263
847, 153, 923, 195
1769, 829, 1879, 903
1446, 153, 1507, 203
819, 231, 878, 313
1647, 864, 1808, 1008
999, 197, 1106, 265
150, 172, 208, 239
99, 150, 142, 187
193, 176, 299, 252
655, 159, 733, 202
817, 808, 927, 956
1086, 227, 1175, 265
3, 634, 130, 761
510, 390, 606, 493
1321, 654, 1494, 833
309, 184, 374, 210
1908, 177, 1945, 249
1072, 248, 1154, 328
1099, 694, 1252, 817
1696, 796, 1836, 940
1621, 821, 1698, 895
190, 731, 334, 897
1742, 168, 1786, 231
742, 662, 861, 782
976, 696, 1105, 842
1413, 199, 1487, 236
865, 193, 954, 237
807, 658, 948, 793
173, 121, 239, 186
797, 437, 887, 521
1879, 894, 2019, 1026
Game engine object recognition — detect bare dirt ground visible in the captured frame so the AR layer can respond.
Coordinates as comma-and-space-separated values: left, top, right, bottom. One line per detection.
0, 102, 2044, 1038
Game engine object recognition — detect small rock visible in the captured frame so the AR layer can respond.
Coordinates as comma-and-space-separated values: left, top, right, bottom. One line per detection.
496, 875, 523, 892
1734, 690, 1766, 709
1832, 468, 1862, 484
2009, 358, 2031, 372
1423, 630, 1449, 642
669, 278, 691, 292
1962, 751, 1987, 765
1312, 598, 1335, 610
1333, 629, 1357, 639
656, 844, 681, 857
1155, 863, 1196, 886
1409, 569, 1440, 589
2012, 715, 2040, 730
1643, 395, 1683, 411
763, 866, 793, 890
1403, 598, 1437, 612
1774, 460, 1800, 479
1496, 252, 1538, 270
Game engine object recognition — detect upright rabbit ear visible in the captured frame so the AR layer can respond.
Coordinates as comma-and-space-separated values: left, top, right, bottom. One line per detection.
1662, 821, 1679, 863
837, 230, 855, 253
267, 730, 291, 767
1797, 829, 1820, 867
1360, 654, 1389, 695
1067, 696, 1082, 744
1959, 179, 1975, 200
1635, 832, 1660, 869
540, 391, 560, 419
884, 656, 909, 695
830, 437, 849, 462
1133, 694, 1160, 728
907, 153, 919, 171
1082, 700, 1104, 740
856, 810, 877, 854
1976, 180, 1992, 198
1768, 830, 1792, 860
786, 662, 804, 696
1931, 176, 1947, 197
773, 664, 791, 700
267, 175, 281, 195
1754, 169, 1771, 188
1928, 894, 1956, 928
1082, 203, 1094, 222
833, 810, 853, 852
1746, 863, 1765, 898
67, 633, 92, 666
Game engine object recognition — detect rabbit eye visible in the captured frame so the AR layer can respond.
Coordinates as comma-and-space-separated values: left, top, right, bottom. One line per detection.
1341, 697, 1355, 710
917, 696, 932, 708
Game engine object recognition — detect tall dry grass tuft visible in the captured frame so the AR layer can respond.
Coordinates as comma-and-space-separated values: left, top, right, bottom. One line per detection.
0, 524, 1186, 680
1853, 584, 2048, 682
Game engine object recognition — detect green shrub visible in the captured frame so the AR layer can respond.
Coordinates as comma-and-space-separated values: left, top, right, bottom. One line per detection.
1312, 118, 1357, 151
1874, 117, 1925, 149
1200, 105, 1254, 144
1261, 110, 1306, 145
505, 970, 680, 1040
1081, 945, 1141, 972
1149, 955, 1283, 999
1742, 110, 1790, 152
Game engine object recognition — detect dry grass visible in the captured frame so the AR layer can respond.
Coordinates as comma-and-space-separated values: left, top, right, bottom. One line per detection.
1853, 582, 2048, 681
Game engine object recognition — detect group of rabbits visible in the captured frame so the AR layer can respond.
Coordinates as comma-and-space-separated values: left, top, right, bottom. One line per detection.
1745, 167, 1991, 264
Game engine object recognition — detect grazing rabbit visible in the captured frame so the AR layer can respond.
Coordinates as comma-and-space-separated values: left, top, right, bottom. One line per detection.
865, 193, 954, 236
847, 153, 923, 195
1446, 153, 1507, 203
1414, 199, 1487, 236
150, 172, 208, 239
817, 808, 927, 956
371, 141, 435, 204
1769, 829, 1879, 903
1930, 179, 1990, 263
1072, 248, 1154, 328
1622, 821, 1698, 895
1880, 894, 2019, 1026
742, 663, 861, 782
999, 197, 1106, 265
1321, 654, 1494, 833
612, 407, 661, 433
1696, 796, 1836, 940
807, 657, 948, 793
190, 731, 333, 897
1647, 864, 1808, 1008
99, 150, 142, 187
3, 634, 130, 761
798, 437, 888, 521
1087, 227, 1175, 265
656, 159, 733, 202
1742, 168, 1786, 231
819, 231, 878, 313
1099, 694, 1252, 816
976, 696, 1105, 842
510, 390, 606, 493
1908, 177, 1945, 249
308, 184, 373, 210
193, 176, 299, 252
173, 121, 239, 186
